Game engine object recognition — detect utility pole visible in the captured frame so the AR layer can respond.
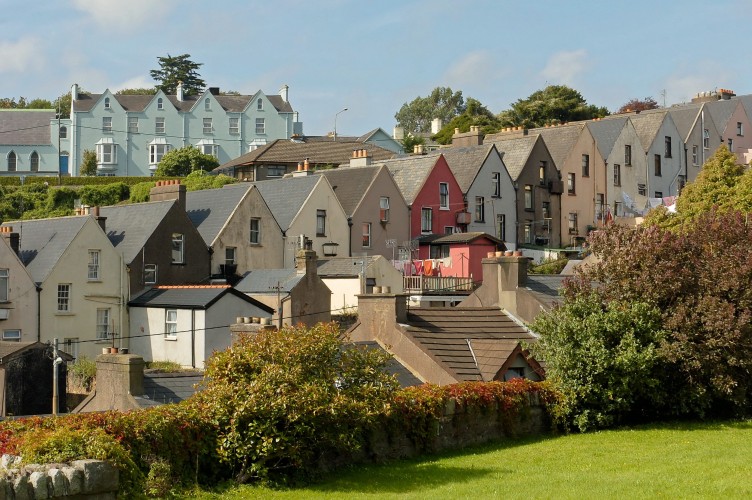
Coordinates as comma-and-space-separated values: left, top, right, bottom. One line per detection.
52, 338, 62, 416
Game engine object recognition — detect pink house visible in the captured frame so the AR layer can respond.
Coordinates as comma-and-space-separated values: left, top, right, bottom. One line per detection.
416, 232, 504, 280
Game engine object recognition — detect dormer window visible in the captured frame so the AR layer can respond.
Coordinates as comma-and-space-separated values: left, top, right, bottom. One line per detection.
157, 97, 164, 110
257, 98, 263, 111
104, 97, 110, 109
205, 98, 211, 111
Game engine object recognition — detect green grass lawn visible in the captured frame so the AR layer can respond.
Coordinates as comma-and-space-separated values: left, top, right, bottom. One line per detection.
184, 420, 752, 499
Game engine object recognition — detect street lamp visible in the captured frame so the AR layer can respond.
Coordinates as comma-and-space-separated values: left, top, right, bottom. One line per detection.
334, 107, 348, 141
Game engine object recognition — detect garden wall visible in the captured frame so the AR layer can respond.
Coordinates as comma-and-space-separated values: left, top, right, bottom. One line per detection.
0, 456, 118, 499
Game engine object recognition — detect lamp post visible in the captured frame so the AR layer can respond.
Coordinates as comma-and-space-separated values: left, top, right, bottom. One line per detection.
334, 107, 348, 141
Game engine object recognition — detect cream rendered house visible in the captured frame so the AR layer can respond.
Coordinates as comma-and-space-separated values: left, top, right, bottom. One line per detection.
1, 215, 128, 360
0, 229, 38, 342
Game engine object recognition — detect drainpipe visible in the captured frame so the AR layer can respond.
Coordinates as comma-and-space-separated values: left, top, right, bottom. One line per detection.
347, 217, 353, 257
191, 308, 196, 369
36, 284, 42, 342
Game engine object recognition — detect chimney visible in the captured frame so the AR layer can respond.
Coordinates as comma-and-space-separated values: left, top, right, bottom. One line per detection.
71, 83, 79, 102
1, 226, 20, 257
472, 254, 529, 310
176, 81, 184, 102
292, 158, 313, 177
279, 84, 289, 103
149, 179, 186, 211
356, 292, 408, 326
295, 248, 317, 276
91, 206, 106, 232
431, 118, 443, 134
72, 354, 146, 413
208, 87, 220, 96
452, 125, 483, 147
349, 149, 372, 167
393, 126, 404, 141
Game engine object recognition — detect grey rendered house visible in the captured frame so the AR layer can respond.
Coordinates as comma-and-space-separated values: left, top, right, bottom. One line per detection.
629, 111, 684, 200
316, 163, 410, 260
65, 83, 302, 176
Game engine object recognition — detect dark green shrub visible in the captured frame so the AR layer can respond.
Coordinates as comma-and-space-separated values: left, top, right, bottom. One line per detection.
68, 356, 97, 392
79, 182, 130, 207
129, 181, 156, 203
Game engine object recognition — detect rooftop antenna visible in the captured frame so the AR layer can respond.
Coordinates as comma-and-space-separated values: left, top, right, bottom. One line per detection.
660, 89, 667, 107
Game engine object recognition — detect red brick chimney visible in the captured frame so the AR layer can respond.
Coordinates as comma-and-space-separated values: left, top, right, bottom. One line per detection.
149, 179, 186, 211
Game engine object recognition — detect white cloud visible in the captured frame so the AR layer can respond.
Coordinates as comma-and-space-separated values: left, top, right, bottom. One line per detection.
72, 0, 176, 31
112, 75, 155, 92
541, 49, 590, 85
0, 38, 45, 74
443, 51, 499, 89
663, 71, 736, 105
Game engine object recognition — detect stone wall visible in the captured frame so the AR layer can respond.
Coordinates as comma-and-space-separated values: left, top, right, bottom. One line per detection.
0, 455, 118, 499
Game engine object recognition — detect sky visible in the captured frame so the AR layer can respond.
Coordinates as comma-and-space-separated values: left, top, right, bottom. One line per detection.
2, 0, 751, 137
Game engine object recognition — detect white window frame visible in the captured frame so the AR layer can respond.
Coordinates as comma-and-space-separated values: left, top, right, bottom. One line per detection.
379, 197, 390, 222
362, 223, 372, 248
316, 210, 326, 236
2, 330, 20, 342
582, 154, 590, 176
524, 185, 533, 210
165, 309, 178, 339
199, 143, 219, 158
496, 213, 505, 241
250, 218, 261, 244
524, 224, 532, 244
439, 182, 449, 210
225, 247, 236, 265
567, 173, 576, 194
421, 207, 433, 233
96, 143, 117, 164
102, 116, 112, 133
568, 212, 578, 234
703, 129, 710, 149
229, 117, 239, 135
59, 126, 67, 139
257, 98, 263, 111
88, 250, 100, 280
737, 122, 743, 136
475, 196, 485, 222
493, 172, 501, 197
104, 97, 110, 109
171, 233, 184, 264
96, 308, 111, 340
157, 97, 164, 110
62, 338, 79, 359
155, 117, 165, 135
0, 269, 7, 302
692, 145, 699, 166
128, 116, 138, 134
57, 284, 71, 312
149, 143, 171, 165
205, 98, 211, 111
203, 117, 213, 134
255, 118, 265, 134
144, 264, 157, 285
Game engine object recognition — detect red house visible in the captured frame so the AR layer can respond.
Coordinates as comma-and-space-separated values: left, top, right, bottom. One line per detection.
415, 232, 504, 280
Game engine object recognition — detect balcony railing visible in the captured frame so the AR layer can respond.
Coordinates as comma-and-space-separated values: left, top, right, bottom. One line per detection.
403, 275, 475, 293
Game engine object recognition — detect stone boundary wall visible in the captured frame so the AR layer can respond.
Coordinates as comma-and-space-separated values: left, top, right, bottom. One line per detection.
0, 455, 118, 499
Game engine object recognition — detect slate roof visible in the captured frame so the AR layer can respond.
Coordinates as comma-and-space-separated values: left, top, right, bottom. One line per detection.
375, 155, 438, 205
129, 285, 273, 313
317, 256, 380, 278
469, 339, 523, 381
316, 165, 381, 216
486, 135, 540, 181
737, 95, 752, 123
630, 111, 668, 152
186, 184, 252, 245
416, 231, 502, 246
72, 91, 293, 114
99, 200, 176, 264
217, 139, 395, 170
651, 104, 703, 141
0, 110, 56, 145
436, 144, 497, 193
705, 98, 739, 133
1, 216, 89, 283
524, 274, 566, 310
403, 307, 536, 382
235, 268, 301, 294
586, 117, 629, 160
136, 371, 205, 407
530, 124, 585, 169
251, 175, 322, 231
352, 341, 423, 387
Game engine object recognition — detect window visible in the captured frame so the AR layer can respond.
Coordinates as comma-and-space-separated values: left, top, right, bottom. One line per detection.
567, 173, 576, 195
59, 126, 67, 139
266, 165, 285, 177
57, 284, 71, 312
664, 136, 672, 158
524, 185, 533, 210
149, 143, 171, 165
102, 117, 112, 133
7, 151, 15, 172
205, 98, 211, 111
439, 183, 449, 209
257, 98, 263, 110
542, 201, 550, 220
157, 97, 163, 110
362, 223, 371, 248
88, 250, 100, 280
200, 143, 218, 158
203, 118, 213, 134
225, 247, 236, 265
539, 161, 546, 184
568, 212, 578, 234
655, 191, 663, 198
30, 152, 39, 172
475, 196, 485, 222
613, 164, 621, 186
229, 117, 239, 135
703, 129, 710, 149
496, 214, 505, 241
444, 226, 454, 235
0, 269, 7, 302
614, 201, 623, 217
638, 184, 646, 196
316, 210, 326, 236
128, 116, 138, 133
596, 193, 604, 220
155, 117, 165, 134
524, 224, 532, 244
61, 338, 78, 359
165, 309, 177, 339
250, 218, 260, 244
737, 122, 743, 136
678, 175, 686, 192
421, 207, 433, 233
255, 118, 265, 134
493, 172, 501, 197
692, 145, 699, 166
104, 97, 110, 109
144, 264, 157, 285
171, 233, 184, 264
728, 138, 734, 151
625, 145, 632, 165
97, 143, 116, 164
430, 244, 450, 259
379, 197, 390, 222
581, 154, 590, 177
654, 154, 662, 176
96, 308, 111, 340
2, 330, 20, 342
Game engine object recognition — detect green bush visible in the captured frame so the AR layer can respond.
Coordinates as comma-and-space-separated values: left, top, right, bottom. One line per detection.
129, 181, 156, 203
145, 360, 183, 372
530, 258, 568, 274
69, 356, 97, 392
79, 182, 130, 207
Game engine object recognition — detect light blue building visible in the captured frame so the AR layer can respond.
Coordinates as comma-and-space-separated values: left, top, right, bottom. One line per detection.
64, 83, 303, 176
0, 110, 66, 177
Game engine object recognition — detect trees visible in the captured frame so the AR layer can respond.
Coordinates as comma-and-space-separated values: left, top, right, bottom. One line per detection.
79, 150, 98, 176
154, 146, 219, 177
433, 97, 503, 144
150, 54, 206, 96
116, 88, 157, 95
497, 85, 609, 128
394, 87, 466, 135
616, 97, 659, 114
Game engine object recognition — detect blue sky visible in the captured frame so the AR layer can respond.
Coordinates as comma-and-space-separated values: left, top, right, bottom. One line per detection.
2, 0, 750, 137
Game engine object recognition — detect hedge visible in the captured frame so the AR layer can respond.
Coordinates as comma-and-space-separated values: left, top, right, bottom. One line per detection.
0, 176, 181, 187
